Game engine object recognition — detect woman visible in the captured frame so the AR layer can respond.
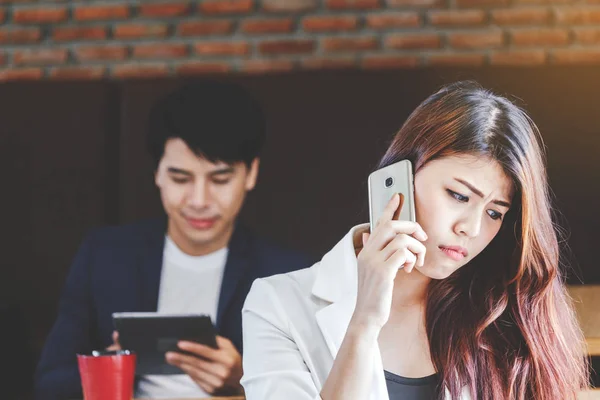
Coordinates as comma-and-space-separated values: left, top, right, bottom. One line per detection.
241, 82, 589, 399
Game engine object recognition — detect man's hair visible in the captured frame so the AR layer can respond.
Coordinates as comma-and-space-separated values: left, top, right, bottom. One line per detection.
147, 81, 266, 168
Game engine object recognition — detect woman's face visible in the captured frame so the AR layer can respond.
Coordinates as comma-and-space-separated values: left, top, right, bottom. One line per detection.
413, 154, 514, 279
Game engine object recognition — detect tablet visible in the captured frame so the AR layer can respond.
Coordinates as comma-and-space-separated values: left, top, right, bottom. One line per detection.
112, 312, 217, 375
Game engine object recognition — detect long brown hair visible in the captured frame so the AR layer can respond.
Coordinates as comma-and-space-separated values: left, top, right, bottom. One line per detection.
378, 81, 588, 399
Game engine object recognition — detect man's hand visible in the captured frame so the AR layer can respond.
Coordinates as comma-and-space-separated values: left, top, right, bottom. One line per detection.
166, 335, 243, 395
106, 331, 121, 352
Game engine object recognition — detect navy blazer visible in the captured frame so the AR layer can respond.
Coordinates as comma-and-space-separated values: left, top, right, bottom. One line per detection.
34, 219, 310, 400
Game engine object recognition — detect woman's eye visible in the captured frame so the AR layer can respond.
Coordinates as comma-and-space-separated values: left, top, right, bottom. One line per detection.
487, 210, 503, 221
447, 190, 468, 203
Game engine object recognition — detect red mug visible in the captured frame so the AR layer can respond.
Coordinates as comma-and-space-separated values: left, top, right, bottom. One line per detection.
77, 350, 136, 400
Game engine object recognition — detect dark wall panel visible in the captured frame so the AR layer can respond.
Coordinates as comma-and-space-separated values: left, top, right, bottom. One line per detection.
0, 83, 117, 348
119, 68, 600, 281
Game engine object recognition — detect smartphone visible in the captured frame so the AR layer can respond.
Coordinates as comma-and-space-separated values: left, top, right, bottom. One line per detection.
368, 159, 416, 232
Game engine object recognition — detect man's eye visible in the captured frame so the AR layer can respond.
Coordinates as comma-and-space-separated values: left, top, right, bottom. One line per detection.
213, 179, 230, 185
171, 177, 190, 184
487, 210, 503, 221
447, 189, 468, 203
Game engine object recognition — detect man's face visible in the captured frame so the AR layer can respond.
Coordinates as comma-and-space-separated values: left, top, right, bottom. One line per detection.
155, 138, 259, 255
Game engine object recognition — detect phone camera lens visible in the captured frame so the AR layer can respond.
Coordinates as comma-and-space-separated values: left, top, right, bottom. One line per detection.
385, 177, 394, 188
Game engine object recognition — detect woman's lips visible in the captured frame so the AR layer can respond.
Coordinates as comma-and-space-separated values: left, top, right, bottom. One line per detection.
439, 245, 468, 261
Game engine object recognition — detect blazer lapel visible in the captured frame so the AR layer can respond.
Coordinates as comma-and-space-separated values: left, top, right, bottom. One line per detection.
313, 224, 388, 400
216, 223, 250, 330
138, 218, 167, 312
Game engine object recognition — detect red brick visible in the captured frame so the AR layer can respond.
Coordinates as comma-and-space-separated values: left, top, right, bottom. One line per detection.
366, 12, 421, 29
74, 5, 129, 21
490, 50, 547, 65
386, 33, 441, 49
302, 16, 358, 32
176, 62, 232, 75
75, 45, 128, 61
50, 66, 106, 80
511, 28, 570, 46
114, 24, 169, 39
574, 27, 600, 44
456, 0, 507, 7
14, 7, 68, 24
259, 39, 316, 55
139, 3, 190, 17
178, 20, 234, 36
112, 64, 169, 79
14, 49, 67, 65
427, 53, 485, 66
302, 56, 356, 69
326, 0, 380, 9
491, 8, 552, 25
0, 27, 41, 44
53, 26, 107, 41
241, 60, 295, 74
516, 0, 574, 4
262, 0, 317, 12
552, 49, 600, 64
555, 7, 600, 24
448, 31, 504, 49
194, 42, 250, 56
387, 0, 444, 7
133, 44, 188, 59
362, 55, 420, 69
322, 36, 379, 52
199, 0, 253, 14
241, 18, 294, 34
428, 10, 486, 26
0, 68, 43, 81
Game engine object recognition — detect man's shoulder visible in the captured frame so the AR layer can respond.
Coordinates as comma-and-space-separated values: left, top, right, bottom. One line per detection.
243, 229, 314, 274
84, 218, 165, 249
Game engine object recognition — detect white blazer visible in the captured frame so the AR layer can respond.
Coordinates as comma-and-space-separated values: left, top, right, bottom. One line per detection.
241, 224, 470, 400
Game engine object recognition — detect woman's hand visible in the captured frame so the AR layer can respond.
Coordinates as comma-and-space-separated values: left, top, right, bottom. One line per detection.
352, 193, 428, 331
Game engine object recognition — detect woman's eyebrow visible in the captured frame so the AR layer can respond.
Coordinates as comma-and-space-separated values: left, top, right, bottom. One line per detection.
454, 178, 511, 208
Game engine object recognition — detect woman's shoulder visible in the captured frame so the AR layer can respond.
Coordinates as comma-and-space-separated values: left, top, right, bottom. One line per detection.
246, 262, 320, 306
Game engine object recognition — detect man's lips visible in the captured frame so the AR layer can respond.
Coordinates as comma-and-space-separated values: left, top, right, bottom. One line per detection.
184, 216, 219, 229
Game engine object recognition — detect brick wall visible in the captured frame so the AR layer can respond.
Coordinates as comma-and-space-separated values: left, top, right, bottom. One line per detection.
0, 0, 599, 80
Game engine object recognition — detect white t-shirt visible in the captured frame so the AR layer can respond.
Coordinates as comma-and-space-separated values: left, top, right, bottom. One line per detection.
135, 236, 229, 399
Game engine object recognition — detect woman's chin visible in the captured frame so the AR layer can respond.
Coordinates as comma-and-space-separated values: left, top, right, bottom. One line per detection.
417, 265, 457, 280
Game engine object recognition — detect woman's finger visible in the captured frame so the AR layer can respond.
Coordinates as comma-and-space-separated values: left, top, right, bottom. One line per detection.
381, 234, 426, 267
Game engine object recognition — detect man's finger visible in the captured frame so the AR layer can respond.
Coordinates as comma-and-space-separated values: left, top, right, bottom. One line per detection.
177, 363, 219, 393
112, 331, 120, 346
166, 351, 219, 376
178, 340, 224, 363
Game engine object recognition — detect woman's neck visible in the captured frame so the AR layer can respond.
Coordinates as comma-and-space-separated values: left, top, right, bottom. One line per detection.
391, 268, 431, 309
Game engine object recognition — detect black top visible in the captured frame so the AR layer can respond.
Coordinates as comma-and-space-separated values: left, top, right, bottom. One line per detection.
384, 370, 439, 400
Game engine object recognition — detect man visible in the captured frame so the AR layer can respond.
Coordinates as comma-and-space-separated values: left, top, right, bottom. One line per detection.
35, 82, 310, 399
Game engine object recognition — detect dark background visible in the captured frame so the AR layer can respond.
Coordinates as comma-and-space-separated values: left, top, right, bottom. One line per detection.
2, 67, 599, 397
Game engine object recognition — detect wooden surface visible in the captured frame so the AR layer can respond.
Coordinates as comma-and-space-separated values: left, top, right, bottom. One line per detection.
587, 337, 600, 356
137, 397, 244, 400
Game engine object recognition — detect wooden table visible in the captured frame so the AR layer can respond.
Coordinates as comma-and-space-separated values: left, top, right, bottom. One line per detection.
137, 397, 244, 400
588, 337, 600, 356
137, 398, 243, 400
